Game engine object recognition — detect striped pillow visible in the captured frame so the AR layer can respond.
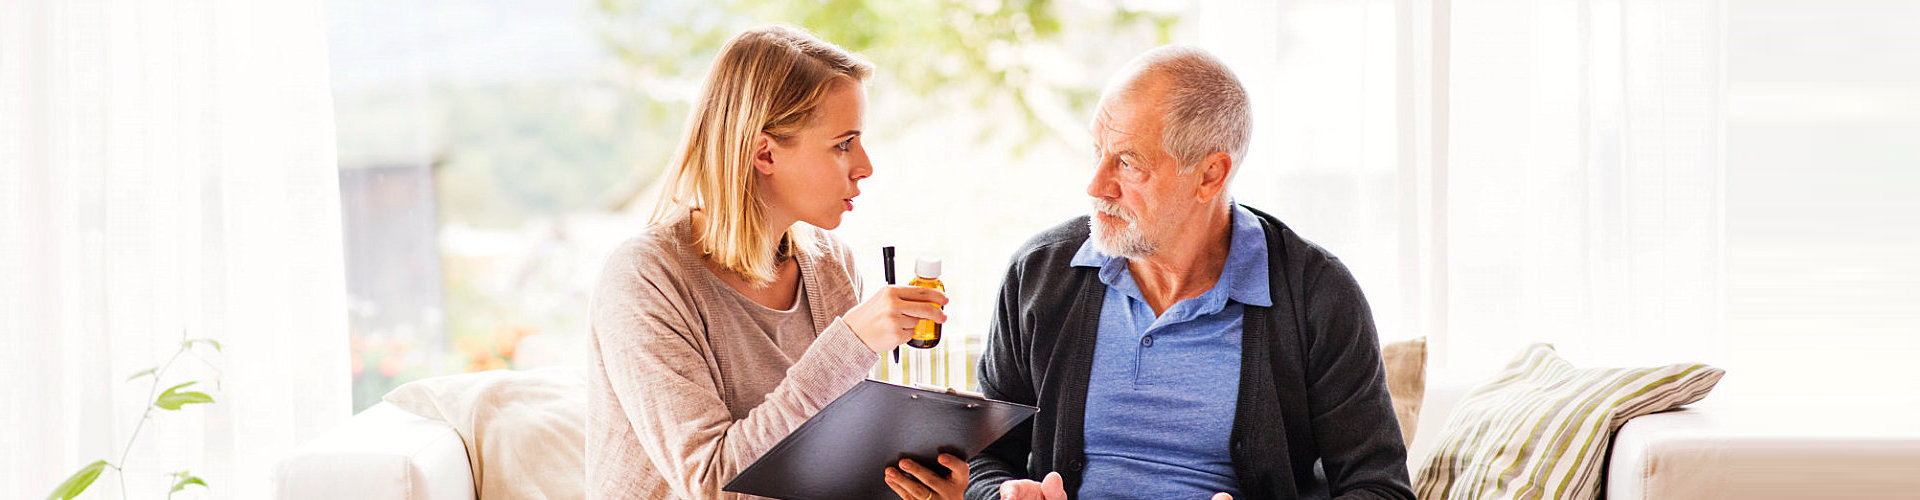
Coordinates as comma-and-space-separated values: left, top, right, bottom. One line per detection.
1413, 344, 1724, 500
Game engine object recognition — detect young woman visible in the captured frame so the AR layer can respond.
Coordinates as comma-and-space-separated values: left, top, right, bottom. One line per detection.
586, 26, 967, 499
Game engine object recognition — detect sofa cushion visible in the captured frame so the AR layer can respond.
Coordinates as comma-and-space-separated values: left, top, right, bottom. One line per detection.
384, 367, 586, 500
1382, 337, 1428, 446
1412, 344, 1723, 500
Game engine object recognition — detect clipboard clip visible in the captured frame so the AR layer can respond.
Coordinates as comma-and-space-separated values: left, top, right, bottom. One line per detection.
911, 383, 986, 400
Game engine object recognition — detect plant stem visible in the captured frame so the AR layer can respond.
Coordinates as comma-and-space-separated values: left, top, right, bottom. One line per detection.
118, 344, 186, 499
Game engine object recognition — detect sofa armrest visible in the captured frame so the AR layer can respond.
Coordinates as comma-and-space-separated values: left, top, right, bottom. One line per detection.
275, 402, 475, 500
1608, 403, 1920, 499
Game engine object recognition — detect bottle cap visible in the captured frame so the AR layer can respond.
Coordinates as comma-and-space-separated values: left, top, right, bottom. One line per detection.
915, 257, 942, 279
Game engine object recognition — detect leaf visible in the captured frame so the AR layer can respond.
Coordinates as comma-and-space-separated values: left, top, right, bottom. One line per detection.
157, 392, 215, 410
45, 460, 108, 500
126, 367, 158, 381
169, 474, 208, 493
155, 381, 215, 410
185, 338, 223, 352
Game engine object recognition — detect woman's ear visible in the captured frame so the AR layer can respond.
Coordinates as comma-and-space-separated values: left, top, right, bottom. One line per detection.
752, 133, 777, 175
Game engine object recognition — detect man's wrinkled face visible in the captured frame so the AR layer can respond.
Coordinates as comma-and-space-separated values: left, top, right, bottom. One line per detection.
1086, 81, 1195, 259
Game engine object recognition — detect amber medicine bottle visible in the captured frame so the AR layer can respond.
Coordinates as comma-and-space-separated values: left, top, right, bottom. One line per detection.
906, 257, 943, 349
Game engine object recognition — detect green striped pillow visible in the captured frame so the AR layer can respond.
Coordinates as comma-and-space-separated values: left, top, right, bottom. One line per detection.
1413, 344, 1724, 500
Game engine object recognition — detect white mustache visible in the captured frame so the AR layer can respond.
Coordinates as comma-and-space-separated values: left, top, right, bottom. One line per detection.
1091, 199, 1136, 223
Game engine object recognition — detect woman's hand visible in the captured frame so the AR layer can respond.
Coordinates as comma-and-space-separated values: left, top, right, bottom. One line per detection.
884, 454, 969, 500
842, 285, 947, 354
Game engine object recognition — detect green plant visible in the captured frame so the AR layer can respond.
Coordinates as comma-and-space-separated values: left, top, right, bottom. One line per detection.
47, 332, 222, 500
588, 0, 1179, 203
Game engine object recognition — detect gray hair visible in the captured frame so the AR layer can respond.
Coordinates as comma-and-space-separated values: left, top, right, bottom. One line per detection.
1106, 46, 1251, 175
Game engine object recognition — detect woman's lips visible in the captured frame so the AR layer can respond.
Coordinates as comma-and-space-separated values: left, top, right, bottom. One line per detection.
844, 198, 854, 211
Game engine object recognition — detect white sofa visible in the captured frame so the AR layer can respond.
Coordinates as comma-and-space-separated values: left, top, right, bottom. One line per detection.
1409, 372, 1920, 500
276, 403, 475, 500
279, 375, 1920, 499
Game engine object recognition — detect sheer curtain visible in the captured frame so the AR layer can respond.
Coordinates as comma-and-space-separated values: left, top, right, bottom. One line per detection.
1443, 0, 1724, 372
1193, 0, 1724, 374
1193, 0, 1426, 346
1, 1, 348, 498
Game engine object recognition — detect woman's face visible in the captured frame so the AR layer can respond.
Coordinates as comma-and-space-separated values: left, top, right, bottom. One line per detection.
758, 79, 872, 231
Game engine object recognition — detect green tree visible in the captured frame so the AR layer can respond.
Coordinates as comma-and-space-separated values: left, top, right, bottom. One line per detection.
591, 0, 1178, 201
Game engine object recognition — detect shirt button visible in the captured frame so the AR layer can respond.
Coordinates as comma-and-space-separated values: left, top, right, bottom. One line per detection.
1141, 336, 1154, 347
1068, 459, 1085, 471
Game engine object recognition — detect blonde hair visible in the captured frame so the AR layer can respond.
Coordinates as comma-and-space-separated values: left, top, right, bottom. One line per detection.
650, 25, 873, 285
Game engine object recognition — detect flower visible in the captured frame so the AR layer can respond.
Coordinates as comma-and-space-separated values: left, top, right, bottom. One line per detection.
379, 355, 405, 377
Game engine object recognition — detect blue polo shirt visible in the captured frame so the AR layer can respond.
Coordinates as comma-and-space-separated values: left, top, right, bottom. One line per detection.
1071, 204, 1270, 498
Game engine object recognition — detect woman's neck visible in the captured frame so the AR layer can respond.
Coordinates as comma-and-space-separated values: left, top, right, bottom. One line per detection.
759, 212, 797, 261
689, 208, 794, 263
689, 208, 801, 307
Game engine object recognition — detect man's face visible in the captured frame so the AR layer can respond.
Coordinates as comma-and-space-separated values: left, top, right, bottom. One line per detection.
1086, 81, 1202, 259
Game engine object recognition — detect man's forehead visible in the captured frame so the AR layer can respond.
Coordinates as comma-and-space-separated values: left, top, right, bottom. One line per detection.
1092, 100, 1154, 151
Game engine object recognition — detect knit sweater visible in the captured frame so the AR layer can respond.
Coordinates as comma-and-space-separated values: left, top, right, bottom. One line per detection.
586, 216, 877, 499
966, 205, 1414, 500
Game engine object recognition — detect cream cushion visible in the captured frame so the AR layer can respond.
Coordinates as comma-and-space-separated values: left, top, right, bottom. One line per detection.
1382, 337, 1428, 447
383, 367, 586, 500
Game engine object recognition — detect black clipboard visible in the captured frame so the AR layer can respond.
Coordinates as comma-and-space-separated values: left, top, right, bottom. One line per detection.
722, 379, 1038, 500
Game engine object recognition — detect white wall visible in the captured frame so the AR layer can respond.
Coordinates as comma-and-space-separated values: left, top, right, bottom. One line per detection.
1721, 0, 1920, 404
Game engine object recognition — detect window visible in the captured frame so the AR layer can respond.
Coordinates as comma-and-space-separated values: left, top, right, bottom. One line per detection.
328, 0, 1182, 409
330, 0, 1915, 411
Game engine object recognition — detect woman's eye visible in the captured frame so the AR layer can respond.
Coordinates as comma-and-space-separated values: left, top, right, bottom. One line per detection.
835, 138, 854, 152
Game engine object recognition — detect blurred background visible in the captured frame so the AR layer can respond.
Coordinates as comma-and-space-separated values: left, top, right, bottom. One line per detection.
327, 0, 1184, 409
324, 0, 1920, 411
12, 1, 1914, 497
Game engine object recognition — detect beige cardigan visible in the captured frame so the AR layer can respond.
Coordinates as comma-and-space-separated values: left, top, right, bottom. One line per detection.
586, 217, 876, 499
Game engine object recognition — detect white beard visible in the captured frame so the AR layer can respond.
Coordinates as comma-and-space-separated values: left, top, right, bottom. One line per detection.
1088, 198, 1158, 259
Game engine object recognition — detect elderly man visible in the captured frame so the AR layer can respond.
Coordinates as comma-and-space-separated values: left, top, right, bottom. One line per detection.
965, 46, 1413, 500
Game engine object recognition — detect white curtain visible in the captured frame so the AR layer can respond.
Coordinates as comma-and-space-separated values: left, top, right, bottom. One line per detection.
1, 1, 349, 498
1193, 0, 1423, 345
1193, 0, 1724, 374
1443, 0, 1724, 371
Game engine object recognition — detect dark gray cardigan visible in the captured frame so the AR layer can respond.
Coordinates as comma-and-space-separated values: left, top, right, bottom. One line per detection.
965, 205, 1414, 500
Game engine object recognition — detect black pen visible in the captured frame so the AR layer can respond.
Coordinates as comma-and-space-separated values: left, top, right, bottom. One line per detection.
882, 246, 898, 363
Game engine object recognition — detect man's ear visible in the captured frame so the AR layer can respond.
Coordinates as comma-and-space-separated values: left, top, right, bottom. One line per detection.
751, 133, 777, 175
1194, 151, 1233, 201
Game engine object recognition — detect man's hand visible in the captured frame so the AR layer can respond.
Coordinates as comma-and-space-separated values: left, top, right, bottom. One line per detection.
998, 471, 1068, 500
884, 454, 968, 500
996, 472, 1231, 500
